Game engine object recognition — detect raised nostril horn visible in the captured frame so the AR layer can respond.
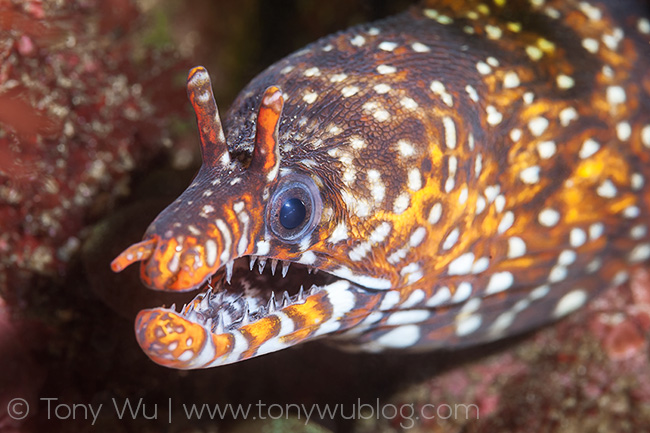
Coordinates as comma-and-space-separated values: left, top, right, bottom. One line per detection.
187, 66, 230, 167
111, 237, 157, 272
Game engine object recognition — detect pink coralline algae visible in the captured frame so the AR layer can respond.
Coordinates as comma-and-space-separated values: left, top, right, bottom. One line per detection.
0, 0, 185, 296
355, 270, 650, 432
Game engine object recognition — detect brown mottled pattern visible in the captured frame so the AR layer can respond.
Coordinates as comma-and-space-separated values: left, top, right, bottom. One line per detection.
223, 0, 649, 347
112, 0, 650, 368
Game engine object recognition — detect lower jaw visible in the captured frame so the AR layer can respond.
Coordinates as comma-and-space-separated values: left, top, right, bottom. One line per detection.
133, 256, 353, 368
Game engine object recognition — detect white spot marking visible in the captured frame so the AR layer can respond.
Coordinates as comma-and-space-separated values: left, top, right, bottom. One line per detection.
428, 202, 442, 224
370, 222, 392, 244
538, 208, 560, 227
397, 139, 415, 156
453, 282, 472, 303
426, 286, 451, 307
579, 138, 600, 159
503, 71, 520, 88
508, 237, 526, 258
639, 18, 650, 34
448, 252, 475, 276
629, 244, 650, 263
520, 166, 541, 184
558, 250, 577, 266
303, 92, 318, 104
556, 74, 575, 89
606, 86, 626, 106
330, 73, 348, 83
616, 122, 631, 141
303, 67, 320, 77
528, 117, 549, 137
328, 223, 348, 244
411, 42, 430, 52
386, 310, 430, 326
559, 107, 578, 126
485, 271, 514, 295
350, 34, 366, 46
442, 228, 460, 250
409, 227, 427, 247
393, 192, 410, 215
624, 206, 640, 219
373, 83, 391, 94
596, 179, 617, 198
570, 228, 587, 247
581, 38, 599, 53
476, 61, 492, 75
630, 225, 647, 240
341, 86, 359, 98
378, 41, 397, 51
400, 97, 418, 110
465, 84, 479, 102
456, 315, 482, 336
376, 64, 396, 74
498, 211, 515, 234
442, 116, 457, 149
376, 325, 420, 348
537, 141, 556, 159
205, 239, 217, 267
255, 240, 270, 256
553, 289, 588, 318
486, 105, 503, 125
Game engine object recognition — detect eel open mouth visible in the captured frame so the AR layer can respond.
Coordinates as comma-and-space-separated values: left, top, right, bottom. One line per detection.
174, 255, 336, 336
113, 242, 382, 369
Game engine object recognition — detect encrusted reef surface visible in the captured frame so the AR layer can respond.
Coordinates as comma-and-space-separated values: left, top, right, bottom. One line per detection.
1, 1, 649, 432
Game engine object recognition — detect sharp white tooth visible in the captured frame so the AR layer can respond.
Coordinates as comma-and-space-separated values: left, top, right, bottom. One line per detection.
170, 303, 176, 312
297, 286, 305, 302
225, 260, 234, 285
282, 291, 291, 308
313, 268, 319, 274
308, 285, 319, 295
258, 258, 267, 274
249, 255, 257, 271
307, 267, 313, 274
282, 261, 290, 278
270, 259, 278, 275
215, 311, 225, 334
241, 306, 250, 325
267, 292, 277, 313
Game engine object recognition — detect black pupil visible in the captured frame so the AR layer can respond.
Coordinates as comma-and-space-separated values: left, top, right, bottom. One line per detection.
279, 198, 306, 230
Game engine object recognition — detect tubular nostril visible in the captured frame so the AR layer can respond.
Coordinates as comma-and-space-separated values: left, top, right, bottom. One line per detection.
111, 237, 157, 272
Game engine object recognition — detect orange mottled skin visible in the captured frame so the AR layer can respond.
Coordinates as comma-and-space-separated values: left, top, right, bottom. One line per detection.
112, 0, 650, 369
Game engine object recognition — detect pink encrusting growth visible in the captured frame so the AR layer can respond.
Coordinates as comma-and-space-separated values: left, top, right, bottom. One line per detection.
113, 0, 650, 369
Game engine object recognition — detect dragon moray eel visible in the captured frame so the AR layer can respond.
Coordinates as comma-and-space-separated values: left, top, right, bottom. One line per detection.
112, 0, 650, 369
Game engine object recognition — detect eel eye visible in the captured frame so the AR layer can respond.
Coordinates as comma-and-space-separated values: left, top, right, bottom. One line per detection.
280, 198, 306, 229
268, 173, 322, 242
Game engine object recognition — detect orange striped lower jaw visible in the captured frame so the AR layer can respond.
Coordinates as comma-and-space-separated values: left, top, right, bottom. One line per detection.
132, 259, 385, 368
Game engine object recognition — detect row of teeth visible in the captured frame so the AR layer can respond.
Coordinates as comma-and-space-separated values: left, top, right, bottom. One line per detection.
175, 285, 321, 333
221, 255, 319, 284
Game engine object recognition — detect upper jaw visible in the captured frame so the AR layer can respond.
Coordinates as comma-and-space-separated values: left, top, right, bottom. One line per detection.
174, 254, 337, 333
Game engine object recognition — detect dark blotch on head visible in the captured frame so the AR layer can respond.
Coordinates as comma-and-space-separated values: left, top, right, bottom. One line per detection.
421, 157, 432, 174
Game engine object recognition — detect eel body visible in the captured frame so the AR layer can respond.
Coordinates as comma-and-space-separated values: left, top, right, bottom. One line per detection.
112, 0, 650, 369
